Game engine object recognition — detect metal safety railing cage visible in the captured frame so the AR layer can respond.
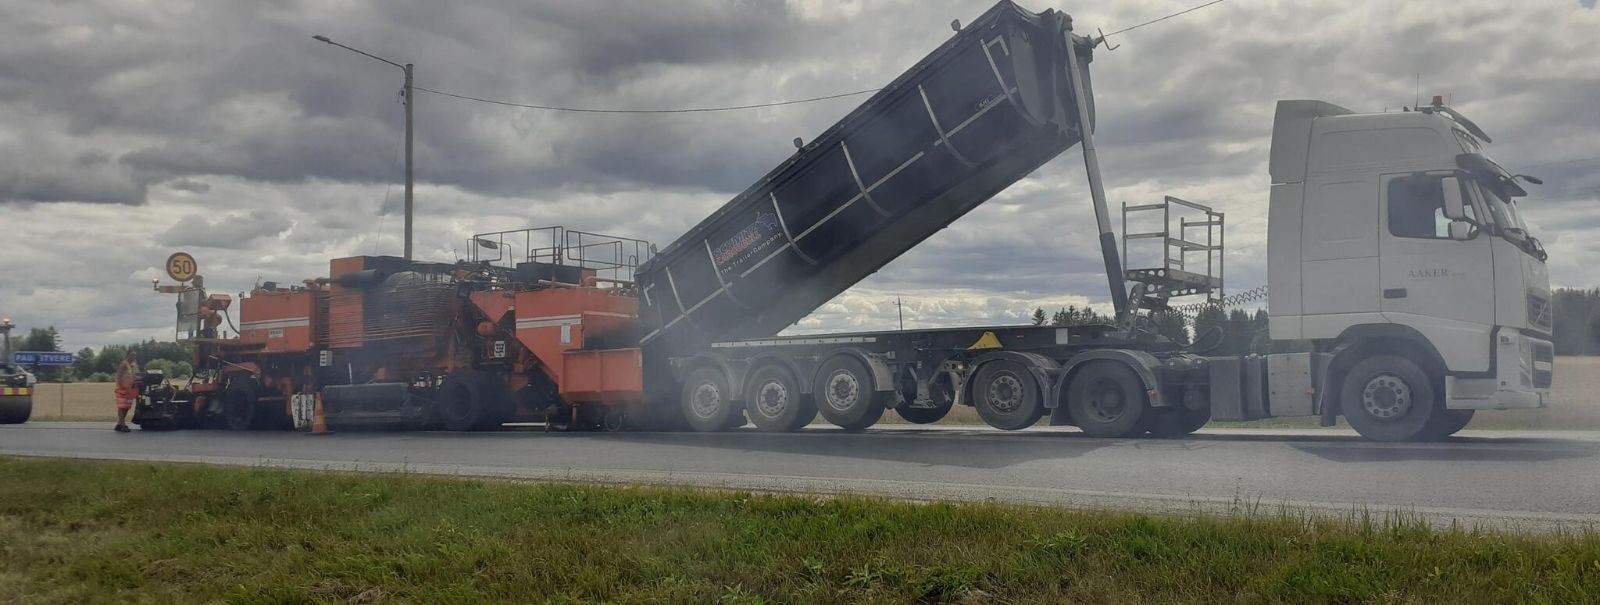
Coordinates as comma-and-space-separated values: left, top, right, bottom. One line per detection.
1121, 196, 1224, 302
468, 226, 656, 284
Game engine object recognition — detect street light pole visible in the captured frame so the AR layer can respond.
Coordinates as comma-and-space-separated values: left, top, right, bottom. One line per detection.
402, 62, 413, 261
312, 35, 415, 260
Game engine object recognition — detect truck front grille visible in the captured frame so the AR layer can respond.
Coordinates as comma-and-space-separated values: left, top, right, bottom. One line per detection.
1527, 292, 1553, 334
1532, 340, 1554, 389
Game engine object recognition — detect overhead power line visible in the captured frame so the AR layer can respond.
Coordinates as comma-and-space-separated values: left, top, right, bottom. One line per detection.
413, 85, 881, 114
1100, 0, 1225, 38
413, 1, 1223, 115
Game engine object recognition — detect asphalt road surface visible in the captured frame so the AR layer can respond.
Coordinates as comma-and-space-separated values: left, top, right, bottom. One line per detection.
5, 422, 1599, 531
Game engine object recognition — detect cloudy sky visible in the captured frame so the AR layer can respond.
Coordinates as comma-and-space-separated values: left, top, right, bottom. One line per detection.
2, 0, 1597, 350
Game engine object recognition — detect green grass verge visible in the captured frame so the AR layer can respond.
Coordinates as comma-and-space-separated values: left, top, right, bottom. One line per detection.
1, 458, 1597, 604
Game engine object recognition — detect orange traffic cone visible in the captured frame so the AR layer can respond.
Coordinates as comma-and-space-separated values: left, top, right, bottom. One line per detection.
311, 393, 333, 435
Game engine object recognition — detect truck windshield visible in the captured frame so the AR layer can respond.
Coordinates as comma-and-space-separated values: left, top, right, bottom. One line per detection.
1476, 179, 1545, 261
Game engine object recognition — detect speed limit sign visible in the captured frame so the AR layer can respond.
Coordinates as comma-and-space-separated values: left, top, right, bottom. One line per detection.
165, 252, 198, 282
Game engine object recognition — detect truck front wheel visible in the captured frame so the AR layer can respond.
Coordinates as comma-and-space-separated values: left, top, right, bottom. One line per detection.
1422, 409, 1475, 440
972, 360, 1044, 430
813, 356, 886, 431
681, 367, 739, 432
1339, 355, 1439, 442
1066, 361, 1148, 438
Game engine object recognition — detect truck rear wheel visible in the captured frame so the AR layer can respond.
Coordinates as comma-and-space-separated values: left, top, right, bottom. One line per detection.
972, 360, 1044, 430
813, 356, 886, 431
1066, 361, 1148, 438
681, 367, 739, 432
1339, 354, 1438, 442
220, 380, 258, 431
745, 364, 815, 432
1143, 388, 1211, 438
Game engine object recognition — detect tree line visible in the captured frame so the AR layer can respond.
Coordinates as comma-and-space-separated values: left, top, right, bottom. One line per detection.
1028, 304, 1269, 355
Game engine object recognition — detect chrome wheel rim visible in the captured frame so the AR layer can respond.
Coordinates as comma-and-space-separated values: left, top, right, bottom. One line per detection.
824, 370, 860, 412
986, 372, 1024, 413
690, 383, 722, 419
1084, 378, 1126, 423
756, 380, 789, 417
1361, 373, 1412, 420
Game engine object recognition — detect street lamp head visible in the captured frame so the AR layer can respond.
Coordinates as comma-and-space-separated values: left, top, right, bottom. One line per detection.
312, 35, 331, 43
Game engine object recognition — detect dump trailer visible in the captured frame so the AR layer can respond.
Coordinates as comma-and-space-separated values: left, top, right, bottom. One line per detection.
150, 0, 1552, 441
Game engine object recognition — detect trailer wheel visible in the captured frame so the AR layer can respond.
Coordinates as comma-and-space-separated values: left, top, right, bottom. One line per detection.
972, 360, 1044, 430
813, 356, 886, 431
1066, 361, 1148, 438
896, 373, 954, 424
220, 380, 258, 431
1421, 409, 1475, 440
745, 364, 815, 432
681, 367, 739, 432
1339, 355, 1438, 442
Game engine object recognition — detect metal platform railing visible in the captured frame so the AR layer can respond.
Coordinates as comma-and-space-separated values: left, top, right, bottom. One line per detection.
468, 226, 656, 284
1121, 196, 1224, 303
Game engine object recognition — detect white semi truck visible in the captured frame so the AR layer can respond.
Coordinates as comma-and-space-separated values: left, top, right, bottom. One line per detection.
1259, 98, 1552, 440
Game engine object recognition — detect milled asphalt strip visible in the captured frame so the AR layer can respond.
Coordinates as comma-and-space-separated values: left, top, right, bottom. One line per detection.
5, 448, 1595, 533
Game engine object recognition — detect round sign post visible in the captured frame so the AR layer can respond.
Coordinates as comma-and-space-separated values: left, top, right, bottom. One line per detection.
165, 252, 198, 283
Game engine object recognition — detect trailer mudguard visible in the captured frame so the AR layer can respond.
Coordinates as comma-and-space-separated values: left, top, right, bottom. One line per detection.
814, 348, 897, 394
1052, 349, 1168, 411
965, 350, 1060, 409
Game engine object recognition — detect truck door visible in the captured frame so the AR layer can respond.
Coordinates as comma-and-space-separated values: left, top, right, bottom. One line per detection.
1378, 173, 1495, 372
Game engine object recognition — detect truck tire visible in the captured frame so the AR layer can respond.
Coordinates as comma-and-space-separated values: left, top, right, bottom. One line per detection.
895, 374, 954, 424
1339, 354, 1439, 442
745, 364, 816, 432
0, 395, 32, 424
681, 367, 739, 432
972, 360, 1044, 430
438, 372, 485, 431
1421, 408, 1475, 440
1066, 361, 1148, 438
220, 380, 258, 431
1143, 388, 1211, 438
813, 356, 886, 431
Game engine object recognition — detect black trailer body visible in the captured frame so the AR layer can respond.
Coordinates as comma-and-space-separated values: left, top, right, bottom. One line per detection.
635, 1, 1095, 363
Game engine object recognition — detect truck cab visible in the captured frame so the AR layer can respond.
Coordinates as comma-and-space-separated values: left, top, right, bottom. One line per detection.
1266, 99, 1552, 440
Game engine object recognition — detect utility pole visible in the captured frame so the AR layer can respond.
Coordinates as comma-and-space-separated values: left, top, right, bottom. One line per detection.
895, 297, 905, 331
313, 35, 416, 260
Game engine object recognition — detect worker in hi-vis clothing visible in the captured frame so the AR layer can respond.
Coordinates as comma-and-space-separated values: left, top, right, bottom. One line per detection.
114, 352, 138, 432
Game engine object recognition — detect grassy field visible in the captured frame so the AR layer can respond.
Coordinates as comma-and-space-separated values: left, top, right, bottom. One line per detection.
27, 357, 1600, 430
1, 457, 1597, 604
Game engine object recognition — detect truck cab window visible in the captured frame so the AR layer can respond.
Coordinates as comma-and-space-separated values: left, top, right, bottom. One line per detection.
1387, 175, 1452, 239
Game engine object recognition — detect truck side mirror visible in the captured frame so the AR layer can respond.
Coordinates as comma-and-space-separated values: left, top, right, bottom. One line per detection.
1441, 176, 1467, 220
1447, 220, 1476, 241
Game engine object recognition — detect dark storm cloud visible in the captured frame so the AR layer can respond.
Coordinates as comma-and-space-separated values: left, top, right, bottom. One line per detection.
0, 0, 822, 206
0, 0, 1597, 347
